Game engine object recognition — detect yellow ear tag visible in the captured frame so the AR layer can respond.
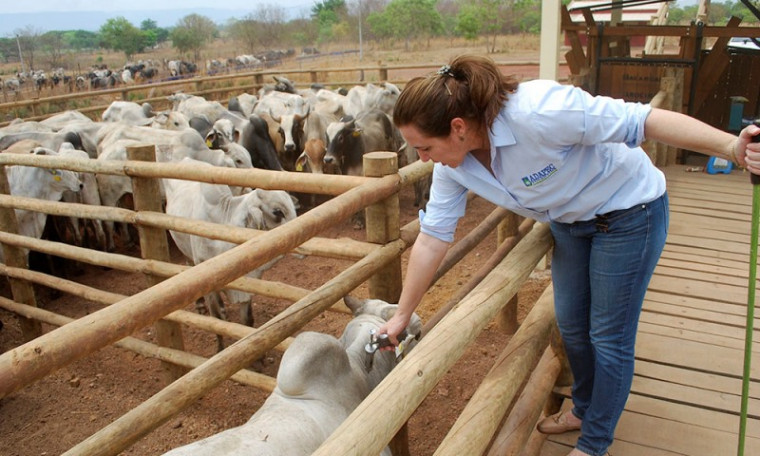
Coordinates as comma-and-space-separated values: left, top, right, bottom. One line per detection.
351, 130, 361, 138
205, 139, 213, 147
295, 161, 303, 172
49, 169, 62, 181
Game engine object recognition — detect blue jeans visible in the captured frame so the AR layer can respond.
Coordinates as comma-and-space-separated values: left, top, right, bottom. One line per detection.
549, 192, 669, 456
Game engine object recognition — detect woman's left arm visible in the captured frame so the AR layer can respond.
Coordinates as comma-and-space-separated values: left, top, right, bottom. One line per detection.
645, 107, 760, 172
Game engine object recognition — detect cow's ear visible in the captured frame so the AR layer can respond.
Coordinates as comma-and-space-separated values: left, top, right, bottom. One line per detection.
295, 153, 307, 172
233, 129, 240, 143
343, 295, 363, 315
205, 132, 216, 148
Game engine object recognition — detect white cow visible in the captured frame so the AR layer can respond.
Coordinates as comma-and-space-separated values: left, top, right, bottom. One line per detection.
150, 110, 190, 131
169, 93, 227, 123
164, 165, 298, 349
162, 295, 422, 456
343, 82, 400, 119
101, 101, 155, 125
95, 125, 246, 250
0, 148, 82, 263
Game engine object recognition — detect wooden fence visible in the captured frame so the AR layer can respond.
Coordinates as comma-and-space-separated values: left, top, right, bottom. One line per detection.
0, 146, 559, 455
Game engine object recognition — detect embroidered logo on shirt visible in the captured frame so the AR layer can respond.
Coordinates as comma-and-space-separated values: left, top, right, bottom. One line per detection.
522, 163, 558, 187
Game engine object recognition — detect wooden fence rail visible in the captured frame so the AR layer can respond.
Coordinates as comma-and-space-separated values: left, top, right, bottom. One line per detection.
0, 141, 555, 454
313, 223, 553, 455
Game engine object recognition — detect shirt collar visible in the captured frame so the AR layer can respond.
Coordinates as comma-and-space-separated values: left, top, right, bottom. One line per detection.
490, 110, 516, 148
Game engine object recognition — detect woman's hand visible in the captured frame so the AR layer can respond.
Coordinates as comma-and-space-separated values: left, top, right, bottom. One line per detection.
734, 123, 760, 173
375, 312, 412, 350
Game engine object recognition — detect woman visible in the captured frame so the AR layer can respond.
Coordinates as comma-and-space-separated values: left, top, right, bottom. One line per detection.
376, 54, 760, 456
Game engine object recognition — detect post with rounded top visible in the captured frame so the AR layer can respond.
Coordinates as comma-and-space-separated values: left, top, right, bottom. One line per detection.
363, 151, 402, 302
0, 165, 41, 340
363, 150, 407, 456
379, 63, 388, 82
127, 144, 186, 382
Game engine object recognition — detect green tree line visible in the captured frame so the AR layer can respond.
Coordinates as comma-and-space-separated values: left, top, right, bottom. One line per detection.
1, 0, 757, 69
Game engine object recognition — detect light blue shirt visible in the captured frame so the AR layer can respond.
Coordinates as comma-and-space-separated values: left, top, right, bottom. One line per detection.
420, 79, 666, 243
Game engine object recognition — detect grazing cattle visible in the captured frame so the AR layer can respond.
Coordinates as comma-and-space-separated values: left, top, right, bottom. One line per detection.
0, 129, 85, 154
325, 109, 403, 177
164, 168, 297, 349
150, 110, 190, 131
296, 138, 327, 174
101, 101, 155, 125
205, 112, 284, 172
273, 75, 297, 94
56, 144, 107, 250
3, 77, 21, 92
399, 143, 432, 210
95, 125, 246, 249
254, 92, 309, 171
296, 106, 340, 175
167, 60, 197, 78
313, 88, 347, 119
228, 93, 258, 117
161, 295, 422, 456
120, 69, 135, 85
0, 119, 54, 137
170, 94, 227, 124
235, 54, 262, 69
39, 110, 93, 131
343, 82, 400, 119
89, 72, 117, 90
0, 148, 82, 263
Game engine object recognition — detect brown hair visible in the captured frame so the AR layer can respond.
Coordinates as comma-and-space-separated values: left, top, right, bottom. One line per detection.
393, 54, 519, 137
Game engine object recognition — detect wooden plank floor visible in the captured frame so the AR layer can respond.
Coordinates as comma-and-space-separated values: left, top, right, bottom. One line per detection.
543, 165, 760, 456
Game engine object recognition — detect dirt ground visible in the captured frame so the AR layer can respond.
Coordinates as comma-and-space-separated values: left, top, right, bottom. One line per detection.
0, 40, 552, 455
0, 183, 551, 456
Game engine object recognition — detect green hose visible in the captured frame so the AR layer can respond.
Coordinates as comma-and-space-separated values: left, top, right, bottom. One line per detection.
738, 174, 759, 456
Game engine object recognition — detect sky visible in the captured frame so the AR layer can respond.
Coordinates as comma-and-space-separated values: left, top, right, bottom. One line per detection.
2, 0, 314, 14
0, 1, 316, 36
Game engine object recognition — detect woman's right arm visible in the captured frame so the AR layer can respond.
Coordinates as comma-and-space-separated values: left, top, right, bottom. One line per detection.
379, 232, 450, 345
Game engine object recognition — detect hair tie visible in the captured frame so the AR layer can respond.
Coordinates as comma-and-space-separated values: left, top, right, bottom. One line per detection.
437, 65, 455, 78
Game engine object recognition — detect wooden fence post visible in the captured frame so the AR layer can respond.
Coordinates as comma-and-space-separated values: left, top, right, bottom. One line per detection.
0, 165, 41, 341
379, 63, 388, 82
364, 151, 402, 303
127, 144, 186, 381
363, 151, 407, 456
496, 212, 520, 334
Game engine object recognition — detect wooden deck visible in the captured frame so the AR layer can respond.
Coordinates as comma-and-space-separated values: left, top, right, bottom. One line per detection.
542, 165, 760, 456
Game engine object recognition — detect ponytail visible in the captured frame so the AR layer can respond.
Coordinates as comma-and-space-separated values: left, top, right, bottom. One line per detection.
394, 55, 519, 137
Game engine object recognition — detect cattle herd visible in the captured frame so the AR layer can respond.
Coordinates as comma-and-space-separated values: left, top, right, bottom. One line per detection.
0, 74, 432, 453
0, 50, 298, 95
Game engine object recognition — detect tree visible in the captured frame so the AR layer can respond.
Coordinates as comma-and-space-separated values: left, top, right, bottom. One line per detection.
14, 25, 44, 71
312, 0, 348, 43
455, 0, 504, 52
170, 14, 217, 62
455, 5, 483, 40
99, 17, 148, 60
368, 0, 443, 50
40, 31, 66, 68
252, 4, 287, 49
229, 17, 260, 53
140, 18, 169, 48
62, 30, 99, 51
